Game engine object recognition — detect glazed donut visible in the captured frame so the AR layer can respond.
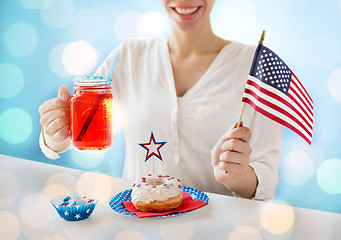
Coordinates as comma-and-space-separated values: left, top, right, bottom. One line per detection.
131, 175, 183, 212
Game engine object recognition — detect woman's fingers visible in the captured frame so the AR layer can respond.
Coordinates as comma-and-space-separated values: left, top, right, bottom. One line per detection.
58, 85, 71, 102
51, 124, 70, 141
218, 161, 248, 175
39, 97, 69, 116
44, 116, 70, 137
221, 138, 252, 155
222, 126, 251, 143
40, 107, 70, 126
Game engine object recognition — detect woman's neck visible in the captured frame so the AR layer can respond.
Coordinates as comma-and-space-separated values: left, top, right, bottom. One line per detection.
167, 24, 227, 56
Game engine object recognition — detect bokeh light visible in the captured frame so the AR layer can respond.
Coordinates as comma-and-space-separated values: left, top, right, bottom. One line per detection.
0, 63, 24, 99
281, 150, 314, 186
44, 172, 77, 198
113, 105, 124, 134
113, 229, 146, 240
49, 43, 71, 78
0, 210, 20, 240
317, 158, 341, 194
114, 11, 142, 41
40, 0, 75, 28
21, 0, 45, 9
62, 40, 98, 76
44, 235, 68, 240
20, 193, 50, 229
228, 225, 262, 240
297, 211, 333, 240
70, 10, 105, 44
19, 193, 53, 239
77, 172, 112, 203
3, 22, 38, 57
159, 222, 194, 240
215, 0, 255, 35
327, 68, 341, 104
71, 150, 106, 169
0, 108, 32, 144
137, 11, 170, 37
0, 172, 19, 207
260, 201, 295, 234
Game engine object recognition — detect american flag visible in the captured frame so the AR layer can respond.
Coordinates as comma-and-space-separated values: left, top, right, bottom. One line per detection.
242, 45, 313, 144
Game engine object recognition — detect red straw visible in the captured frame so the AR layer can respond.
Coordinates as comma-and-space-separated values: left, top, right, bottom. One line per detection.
76, 92, 105, 141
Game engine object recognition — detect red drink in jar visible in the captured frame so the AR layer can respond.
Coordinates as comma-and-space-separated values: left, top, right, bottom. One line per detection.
71, 76, 113, 151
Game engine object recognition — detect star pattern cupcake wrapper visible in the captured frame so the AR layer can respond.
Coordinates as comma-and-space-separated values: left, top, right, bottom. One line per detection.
51, 197, 97, 221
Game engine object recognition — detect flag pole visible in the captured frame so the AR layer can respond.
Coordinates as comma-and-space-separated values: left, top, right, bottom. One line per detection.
236, 30, 266, 128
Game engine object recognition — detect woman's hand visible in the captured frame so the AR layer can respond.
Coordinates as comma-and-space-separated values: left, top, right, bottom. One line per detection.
211, 122, 257, 199
38, 85, 71, 151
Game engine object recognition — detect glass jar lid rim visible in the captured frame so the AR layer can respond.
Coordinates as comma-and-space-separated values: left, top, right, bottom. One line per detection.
73, 76, 112, 85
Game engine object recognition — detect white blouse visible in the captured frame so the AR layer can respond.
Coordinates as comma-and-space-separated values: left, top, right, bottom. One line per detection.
40, 35, 283, 201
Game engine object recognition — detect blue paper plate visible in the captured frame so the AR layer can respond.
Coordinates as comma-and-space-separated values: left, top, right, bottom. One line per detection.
109, 186, 209, 218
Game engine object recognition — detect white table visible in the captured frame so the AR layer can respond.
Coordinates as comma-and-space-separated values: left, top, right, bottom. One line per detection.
1, 154, 340, 240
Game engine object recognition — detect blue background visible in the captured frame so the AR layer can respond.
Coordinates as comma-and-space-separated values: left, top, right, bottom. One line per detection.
1, 0, 341, 214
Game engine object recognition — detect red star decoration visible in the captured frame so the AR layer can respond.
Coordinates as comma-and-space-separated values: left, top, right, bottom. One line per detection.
139, 132, 167, 162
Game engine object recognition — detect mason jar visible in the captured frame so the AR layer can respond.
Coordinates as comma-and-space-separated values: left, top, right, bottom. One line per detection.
70, 76, 113, 151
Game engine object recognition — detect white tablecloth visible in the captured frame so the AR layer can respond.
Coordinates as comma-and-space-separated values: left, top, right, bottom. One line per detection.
1, 154, 340, 240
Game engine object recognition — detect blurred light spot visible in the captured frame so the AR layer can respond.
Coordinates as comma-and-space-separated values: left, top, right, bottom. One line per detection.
291, 142, 324, 169
216, 0, 255, 33
304, 35, 341, 70
137, 11, 170, 37
71, 10, 105, 44
44, 235, 68, 240
20, 193, 51, 229
0, 63, 24, 98
0, 172, 19, 207
159, 222, 194, 240
41, 0, 75, 28
114, 11, 141, 41
49, 43, 71, 78
114, 229, 146, 240
297, 211, 333, 240
3, 22, 38, 57
71, 150, 106, 169
113, 105, 124, 134
44, 172, 77, 198
228, 225, 262, 240
327, 68, 341, 103
63, 41, 97, 76
338, 0, 341, 16
0, 211, 20, 239
260, 201, 295, 234
0, 108, 32, 144
21, 0, 45, 9
77, 172, 112, 203
317, 158, 341, 194
281, 150, 314, 186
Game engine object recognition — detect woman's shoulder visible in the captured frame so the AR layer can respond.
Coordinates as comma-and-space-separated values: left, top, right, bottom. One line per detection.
119, 35, 166, 52
228, 40, 257, 54
217, 39, 257, 63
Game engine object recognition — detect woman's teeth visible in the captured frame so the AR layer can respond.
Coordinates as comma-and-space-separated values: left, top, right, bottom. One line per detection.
174, 7, 199, 15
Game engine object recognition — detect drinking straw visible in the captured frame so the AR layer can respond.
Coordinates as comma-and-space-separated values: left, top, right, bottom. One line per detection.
106, 53, 120, 79
76, 54, 120, 142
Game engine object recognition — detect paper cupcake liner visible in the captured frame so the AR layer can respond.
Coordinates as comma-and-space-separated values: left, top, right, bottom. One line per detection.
51, 197, 97, 221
